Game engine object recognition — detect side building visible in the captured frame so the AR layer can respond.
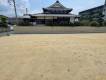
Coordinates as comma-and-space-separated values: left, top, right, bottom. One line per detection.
103, 0, 106, 21
79, 5, 104, 22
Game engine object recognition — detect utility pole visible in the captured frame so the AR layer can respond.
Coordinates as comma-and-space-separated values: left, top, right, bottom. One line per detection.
26, 8, 28, 14
8, 0, 18, 25
13, 0, 18, 25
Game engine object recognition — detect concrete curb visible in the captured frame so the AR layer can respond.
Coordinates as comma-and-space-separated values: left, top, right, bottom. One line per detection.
0, 31, 13, 37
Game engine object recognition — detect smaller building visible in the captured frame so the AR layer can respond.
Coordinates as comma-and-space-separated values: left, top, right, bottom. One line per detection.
8, 15, 30, 25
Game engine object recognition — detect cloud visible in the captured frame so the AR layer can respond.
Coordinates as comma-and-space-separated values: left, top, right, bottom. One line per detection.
0, 0, 31, 16
30, 9, 42, 14
0, 0, 9, 6
16, 0, 30, 14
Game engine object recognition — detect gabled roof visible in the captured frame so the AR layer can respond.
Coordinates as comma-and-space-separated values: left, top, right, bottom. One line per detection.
44, 0, 72, 10
48, 0, 66, 9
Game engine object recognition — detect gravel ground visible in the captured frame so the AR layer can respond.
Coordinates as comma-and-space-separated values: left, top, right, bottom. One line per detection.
0, 33, 106, 80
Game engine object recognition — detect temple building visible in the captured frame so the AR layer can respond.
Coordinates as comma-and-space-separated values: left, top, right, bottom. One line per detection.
30, 0, 78, 25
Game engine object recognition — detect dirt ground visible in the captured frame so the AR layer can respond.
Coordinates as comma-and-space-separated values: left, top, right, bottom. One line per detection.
0, 33, 106, 80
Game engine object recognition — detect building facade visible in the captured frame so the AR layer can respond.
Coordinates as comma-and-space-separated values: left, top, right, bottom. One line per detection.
79, 5, 104, 22
79, 0, 106, 22
30, 0, 78, 25
103, 0, 106, 21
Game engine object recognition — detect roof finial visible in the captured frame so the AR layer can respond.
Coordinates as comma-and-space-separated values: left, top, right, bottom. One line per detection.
56, 0, 59, 3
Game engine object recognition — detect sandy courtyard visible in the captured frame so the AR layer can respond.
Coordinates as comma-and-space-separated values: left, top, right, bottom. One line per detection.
0, 33, 106, 80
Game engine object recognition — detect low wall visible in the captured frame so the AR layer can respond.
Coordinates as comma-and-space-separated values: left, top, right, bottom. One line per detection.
0, 28, 9, 36
0, 27, 7, 33
14, 26, 106, 34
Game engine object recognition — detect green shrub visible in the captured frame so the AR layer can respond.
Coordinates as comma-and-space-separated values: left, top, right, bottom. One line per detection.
90, 21, 100, 26
0, 15, 8, 28
0, 23, 8, 28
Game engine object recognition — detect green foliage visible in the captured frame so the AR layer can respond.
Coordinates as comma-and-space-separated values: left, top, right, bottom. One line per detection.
0, 15, 8, 28
0, 15, 7, 22
0, 23, 8, 27
90, 21, 100, 26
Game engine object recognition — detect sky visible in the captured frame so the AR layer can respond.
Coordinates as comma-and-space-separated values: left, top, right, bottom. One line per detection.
0, 0, 105, 17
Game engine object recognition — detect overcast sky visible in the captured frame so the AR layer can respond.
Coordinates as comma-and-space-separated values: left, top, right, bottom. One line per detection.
0, 0, 105, 17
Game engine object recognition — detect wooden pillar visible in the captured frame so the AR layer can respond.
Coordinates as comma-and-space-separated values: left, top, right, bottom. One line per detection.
44, 16, 45, 24
53, 16, 54, 24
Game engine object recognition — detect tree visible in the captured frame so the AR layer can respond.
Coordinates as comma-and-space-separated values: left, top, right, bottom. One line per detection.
0, 15, 8, 28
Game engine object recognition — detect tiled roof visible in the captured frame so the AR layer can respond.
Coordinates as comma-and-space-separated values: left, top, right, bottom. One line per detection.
44, 0, 72, 10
